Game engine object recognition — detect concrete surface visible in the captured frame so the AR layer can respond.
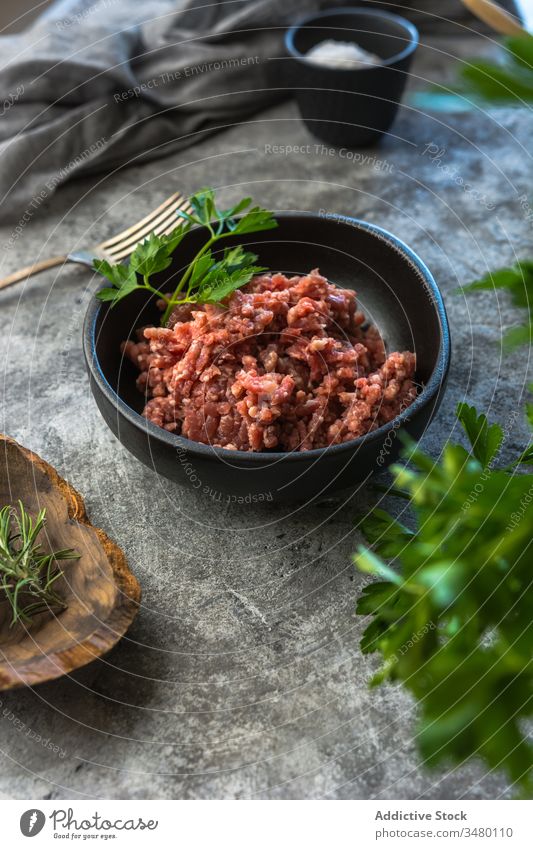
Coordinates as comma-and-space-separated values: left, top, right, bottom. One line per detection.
0, 38, 532, 800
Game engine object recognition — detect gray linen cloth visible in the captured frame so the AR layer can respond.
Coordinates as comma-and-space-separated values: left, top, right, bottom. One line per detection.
0, 0, 521, 224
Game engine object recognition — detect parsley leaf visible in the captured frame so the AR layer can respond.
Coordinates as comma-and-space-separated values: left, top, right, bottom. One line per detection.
231, 207, 279, 235
458, 261, 533, 350
355, 406, 533, 796
94, 188, 277, 323
129, 227, 190, 278
456, 32, 533, 104
188, 187, 217, 227
527, 384, 533, 432
93, 260, 139, 303
355, 508, 414, 560
196, 253, 266, 305
456, 402, 504, 467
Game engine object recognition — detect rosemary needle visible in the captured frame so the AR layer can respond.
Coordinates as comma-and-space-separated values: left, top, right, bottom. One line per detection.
0, 501, 79, 628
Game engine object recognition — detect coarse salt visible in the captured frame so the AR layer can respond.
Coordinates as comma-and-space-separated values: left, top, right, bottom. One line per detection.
306, 39, 381, 69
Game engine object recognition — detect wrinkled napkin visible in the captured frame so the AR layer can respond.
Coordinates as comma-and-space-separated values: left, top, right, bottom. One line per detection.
0, 0, 520, 223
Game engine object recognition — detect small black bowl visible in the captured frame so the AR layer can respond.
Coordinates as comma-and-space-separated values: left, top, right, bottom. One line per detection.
83, 213, 450, 502
285, 7, 418, 147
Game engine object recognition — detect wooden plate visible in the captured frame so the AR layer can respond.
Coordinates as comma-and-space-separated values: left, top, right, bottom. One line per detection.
0, 434, 141, 690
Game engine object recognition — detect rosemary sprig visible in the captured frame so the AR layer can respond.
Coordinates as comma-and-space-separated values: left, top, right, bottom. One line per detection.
0, 501, 79, 628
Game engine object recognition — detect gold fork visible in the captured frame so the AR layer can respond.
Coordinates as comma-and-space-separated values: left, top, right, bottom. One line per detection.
0, 191, 194, 292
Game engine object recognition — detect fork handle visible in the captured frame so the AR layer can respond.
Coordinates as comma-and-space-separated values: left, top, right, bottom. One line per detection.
0, 255, 69, 291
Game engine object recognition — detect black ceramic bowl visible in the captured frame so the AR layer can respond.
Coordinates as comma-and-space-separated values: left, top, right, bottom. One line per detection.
83, 213, 450, 502
285, 8, 418, 147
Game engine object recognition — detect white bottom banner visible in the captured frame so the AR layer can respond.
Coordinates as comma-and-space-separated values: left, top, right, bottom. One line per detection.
1, 799, 532, 848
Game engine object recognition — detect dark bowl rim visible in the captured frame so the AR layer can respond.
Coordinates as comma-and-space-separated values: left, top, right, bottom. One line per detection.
284, 6, 419, 70
83, 212, 450, 465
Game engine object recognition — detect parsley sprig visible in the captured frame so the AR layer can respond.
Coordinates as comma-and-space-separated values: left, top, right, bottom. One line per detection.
458, 261, 533, 350
94, 188, 277, 325
354, 404, 533, 795
0, 501, 79, 628
457, 32, 533, 104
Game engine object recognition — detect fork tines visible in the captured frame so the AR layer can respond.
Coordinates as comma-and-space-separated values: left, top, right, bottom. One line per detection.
98, 192, 193, 262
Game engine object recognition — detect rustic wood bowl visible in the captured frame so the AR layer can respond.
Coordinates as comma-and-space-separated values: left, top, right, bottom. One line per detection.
0, 434, 141, 690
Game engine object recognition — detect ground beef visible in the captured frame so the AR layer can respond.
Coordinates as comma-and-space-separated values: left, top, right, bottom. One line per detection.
122, 269, 417, 451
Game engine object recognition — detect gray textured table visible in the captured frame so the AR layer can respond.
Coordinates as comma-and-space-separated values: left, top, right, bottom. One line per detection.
0, 39, 531, 800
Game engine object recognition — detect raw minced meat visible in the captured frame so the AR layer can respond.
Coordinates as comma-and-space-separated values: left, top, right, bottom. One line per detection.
122, 269, 417, 451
